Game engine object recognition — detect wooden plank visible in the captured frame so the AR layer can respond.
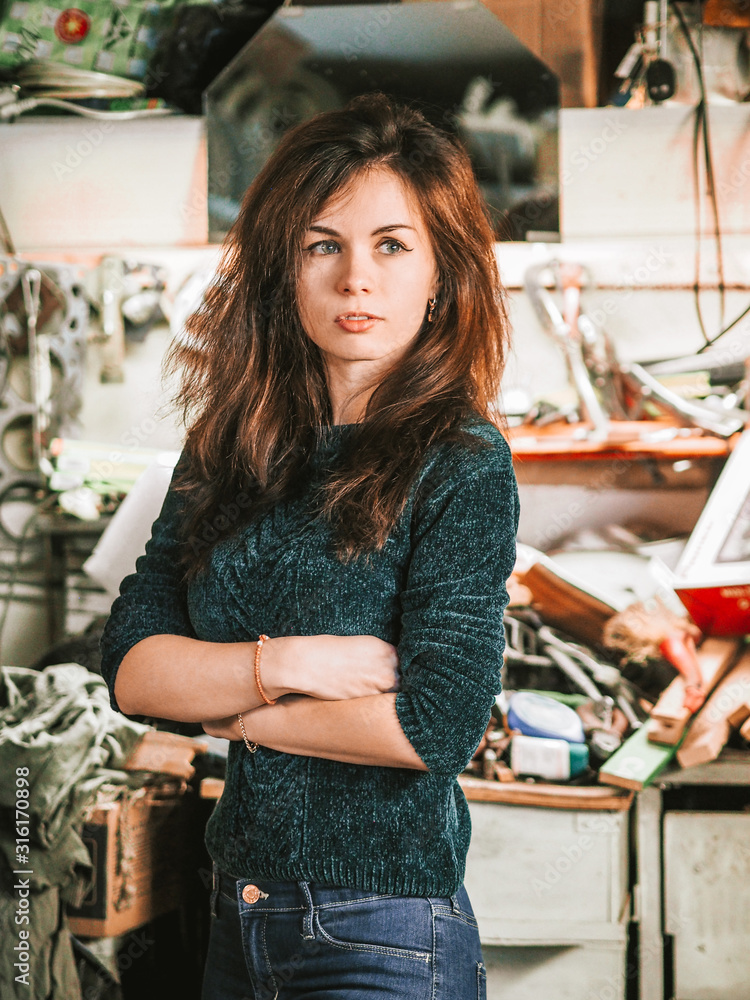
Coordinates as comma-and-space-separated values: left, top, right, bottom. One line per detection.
647, 681, 690, 745
508, 420, 730, 461
677, 651, 750, 769
520, 560, 616, 648
200, 776, 225, 800
480, 0, 542, 56
202, 773, 634, 811
648, 637, 742, 745
125, 730, 208, 780
704, 0, 750, 27
476, 0, 603, 108
599, 724, 680, 790
727, 703, 750, 730
515, 456, 720, 490
541, 0, 604, 109
459, 774, 633, 811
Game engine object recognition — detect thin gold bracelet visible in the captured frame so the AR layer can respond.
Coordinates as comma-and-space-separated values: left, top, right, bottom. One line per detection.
237, 711, 258, 753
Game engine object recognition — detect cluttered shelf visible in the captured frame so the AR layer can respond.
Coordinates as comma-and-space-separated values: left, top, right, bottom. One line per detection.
197, 774, 634, 812
508, 420, 733, 461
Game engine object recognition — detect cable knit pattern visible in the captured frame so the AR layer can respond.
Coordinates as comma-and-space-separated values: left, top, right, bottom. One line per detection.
100, 420, 518, 896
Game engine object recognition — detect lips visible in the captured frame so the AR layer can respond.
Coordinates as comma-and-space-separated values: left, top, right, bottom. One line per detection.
335, 312, 382, 333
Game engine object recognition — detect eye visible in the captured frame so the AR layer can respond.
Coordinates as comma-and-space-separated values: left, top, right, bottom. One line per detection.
304, 240, 341, 255
378, 238, 410, 255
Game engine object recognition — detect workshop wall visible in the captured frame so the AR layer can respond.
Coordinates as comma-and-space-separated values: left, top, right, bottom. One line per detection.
2, 105, 749, 666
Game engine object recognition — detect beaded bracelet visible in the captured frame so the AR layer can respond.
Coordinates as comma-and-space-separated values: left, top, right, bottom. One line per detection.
254, 634, 277, 705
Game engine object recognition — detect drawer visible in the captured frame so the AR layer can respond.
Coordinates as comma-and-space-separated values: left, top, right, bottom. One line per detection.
465, 801, 629, 943
483, 925, 628, 1000
664, 811, 750, 1000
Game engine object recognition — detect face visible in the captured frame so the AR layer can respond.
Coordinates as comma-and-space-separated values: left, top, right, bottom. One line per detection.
297, 167, 438, 404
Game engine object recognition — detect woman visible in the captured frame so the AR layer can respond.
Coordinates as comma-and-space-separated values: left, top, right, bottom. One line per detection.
101, 93, 518, 1000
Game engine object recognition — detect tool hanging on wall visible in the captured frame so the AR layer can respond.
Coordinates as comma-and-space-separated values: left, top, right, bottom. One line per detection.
644, 0, 677, 103
0, 255, 88, 495
98, 257, 126, 384
21, 268, 50, 472
524, 258, 749, 439
524, 261, 628, 441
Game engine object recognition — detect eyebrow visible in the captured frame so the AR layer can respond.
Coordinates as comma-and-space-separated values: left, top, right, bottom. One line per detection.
306, 224, 417, 236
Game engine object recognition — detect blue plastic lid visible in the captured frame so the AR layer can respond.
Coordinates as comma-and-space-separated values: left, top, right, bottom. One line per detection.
507, 691, 585, 743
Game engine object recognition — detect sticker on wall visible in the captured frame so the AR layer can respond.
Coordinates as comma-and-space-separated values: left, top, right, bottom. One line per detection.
54, 8, 91, 44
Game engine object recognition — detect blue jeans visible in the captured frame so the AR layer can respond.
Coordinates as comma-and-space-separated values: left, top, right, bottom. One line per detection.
201, 865, 487, 999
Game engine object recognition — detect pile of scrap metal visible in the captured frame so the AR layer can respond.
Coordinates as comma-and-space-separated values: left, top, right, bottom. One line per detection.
520, 260, 749, 441
466, 538, 645, 785
469, 589, 694, 785
485, 606, 640, 782
468, 507, 749, 787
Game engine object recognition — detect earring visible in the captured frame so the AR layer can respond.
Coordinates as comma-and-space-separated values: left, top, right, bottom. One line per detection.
427, 297, 437, 323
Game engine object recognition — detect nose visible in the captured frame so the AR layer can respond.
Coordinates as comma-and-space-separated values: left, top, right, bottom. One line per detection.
335, 249, 373, 296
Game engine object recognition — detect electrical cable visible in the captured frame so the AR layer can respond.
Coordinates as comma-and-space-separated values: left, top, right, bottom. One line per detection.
0, 96, 175, 121
695, 298, 750, 353
690, 90, 710, 344
695, 6, 726, 331
669, 0, 727, 343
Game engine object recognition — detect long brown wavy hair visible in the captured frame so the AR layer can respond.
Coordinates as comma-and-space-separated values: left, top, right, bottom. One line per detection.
167, 93, 510, 575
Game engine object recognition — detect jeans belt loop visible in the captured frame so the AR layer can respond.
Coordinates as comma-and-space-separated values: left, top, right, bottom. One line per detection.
209, 861, 220, 919
450, 892, 460, 914
298, 881, 315, 940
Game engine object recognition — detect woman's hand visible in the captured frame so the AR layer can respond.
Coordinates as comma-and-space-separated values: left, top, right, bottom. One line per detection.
202, 695, 304, 741
264, 635, 400, 701
202, 715, 244, 740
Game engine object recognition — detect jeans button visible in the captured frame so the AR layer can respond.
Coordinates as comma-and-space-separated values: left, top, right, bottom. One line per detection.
242, 884, 268, 904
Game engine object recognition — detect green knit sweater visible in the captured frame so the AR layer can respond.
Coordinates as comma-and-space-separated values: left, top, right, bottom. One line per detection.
101, 421, 518, 896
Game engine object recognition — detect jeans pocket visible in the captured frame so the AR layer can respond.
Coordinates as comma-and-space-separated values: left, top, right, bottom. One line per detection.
430, 886, 479, 931
314, 895, 432, 961
476, 961, 487, 1000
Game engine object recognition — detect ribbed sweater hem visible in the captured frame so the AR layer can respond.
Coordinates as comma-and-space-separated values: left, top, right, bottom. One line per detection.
207, 846, 463, 898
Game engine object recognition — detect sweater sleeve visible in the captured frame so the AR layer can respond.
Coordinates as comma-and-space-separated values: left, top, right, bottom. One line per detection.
100, 457, 196, 713
395, 435, 518, 776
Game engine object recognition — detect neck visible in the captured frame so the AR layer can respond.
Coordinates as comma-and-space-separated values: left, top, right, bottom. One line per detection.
326, 357, 385, 425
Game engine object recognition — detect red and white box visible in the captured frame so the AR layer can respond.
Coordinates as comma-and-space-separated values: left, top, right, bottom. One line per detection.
672, 431, 750, 636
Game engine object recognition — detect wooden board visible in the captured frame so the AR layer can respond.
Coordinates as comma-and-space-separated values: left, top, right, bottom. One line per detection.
508, 421, 731, 461
125, 730, 208, 780
200, 776, 225, 800
459, 775, 632, 811
647, 637, 742, 745
520, 560, 616, 648
677, 650, 750, 769
598, 724, 681, 790
201, 775, 632, 811
427, 0, 605, 109
704, 0, 750, 27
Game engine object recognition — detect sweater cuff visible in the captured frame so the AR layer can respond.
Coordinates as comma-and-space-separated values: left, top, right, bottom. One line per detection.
395, 688, 480, 777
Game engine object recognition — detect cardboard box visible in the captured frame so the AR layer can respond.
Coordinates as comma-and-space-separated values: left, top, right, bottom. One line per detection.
68, 785, 194, 938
